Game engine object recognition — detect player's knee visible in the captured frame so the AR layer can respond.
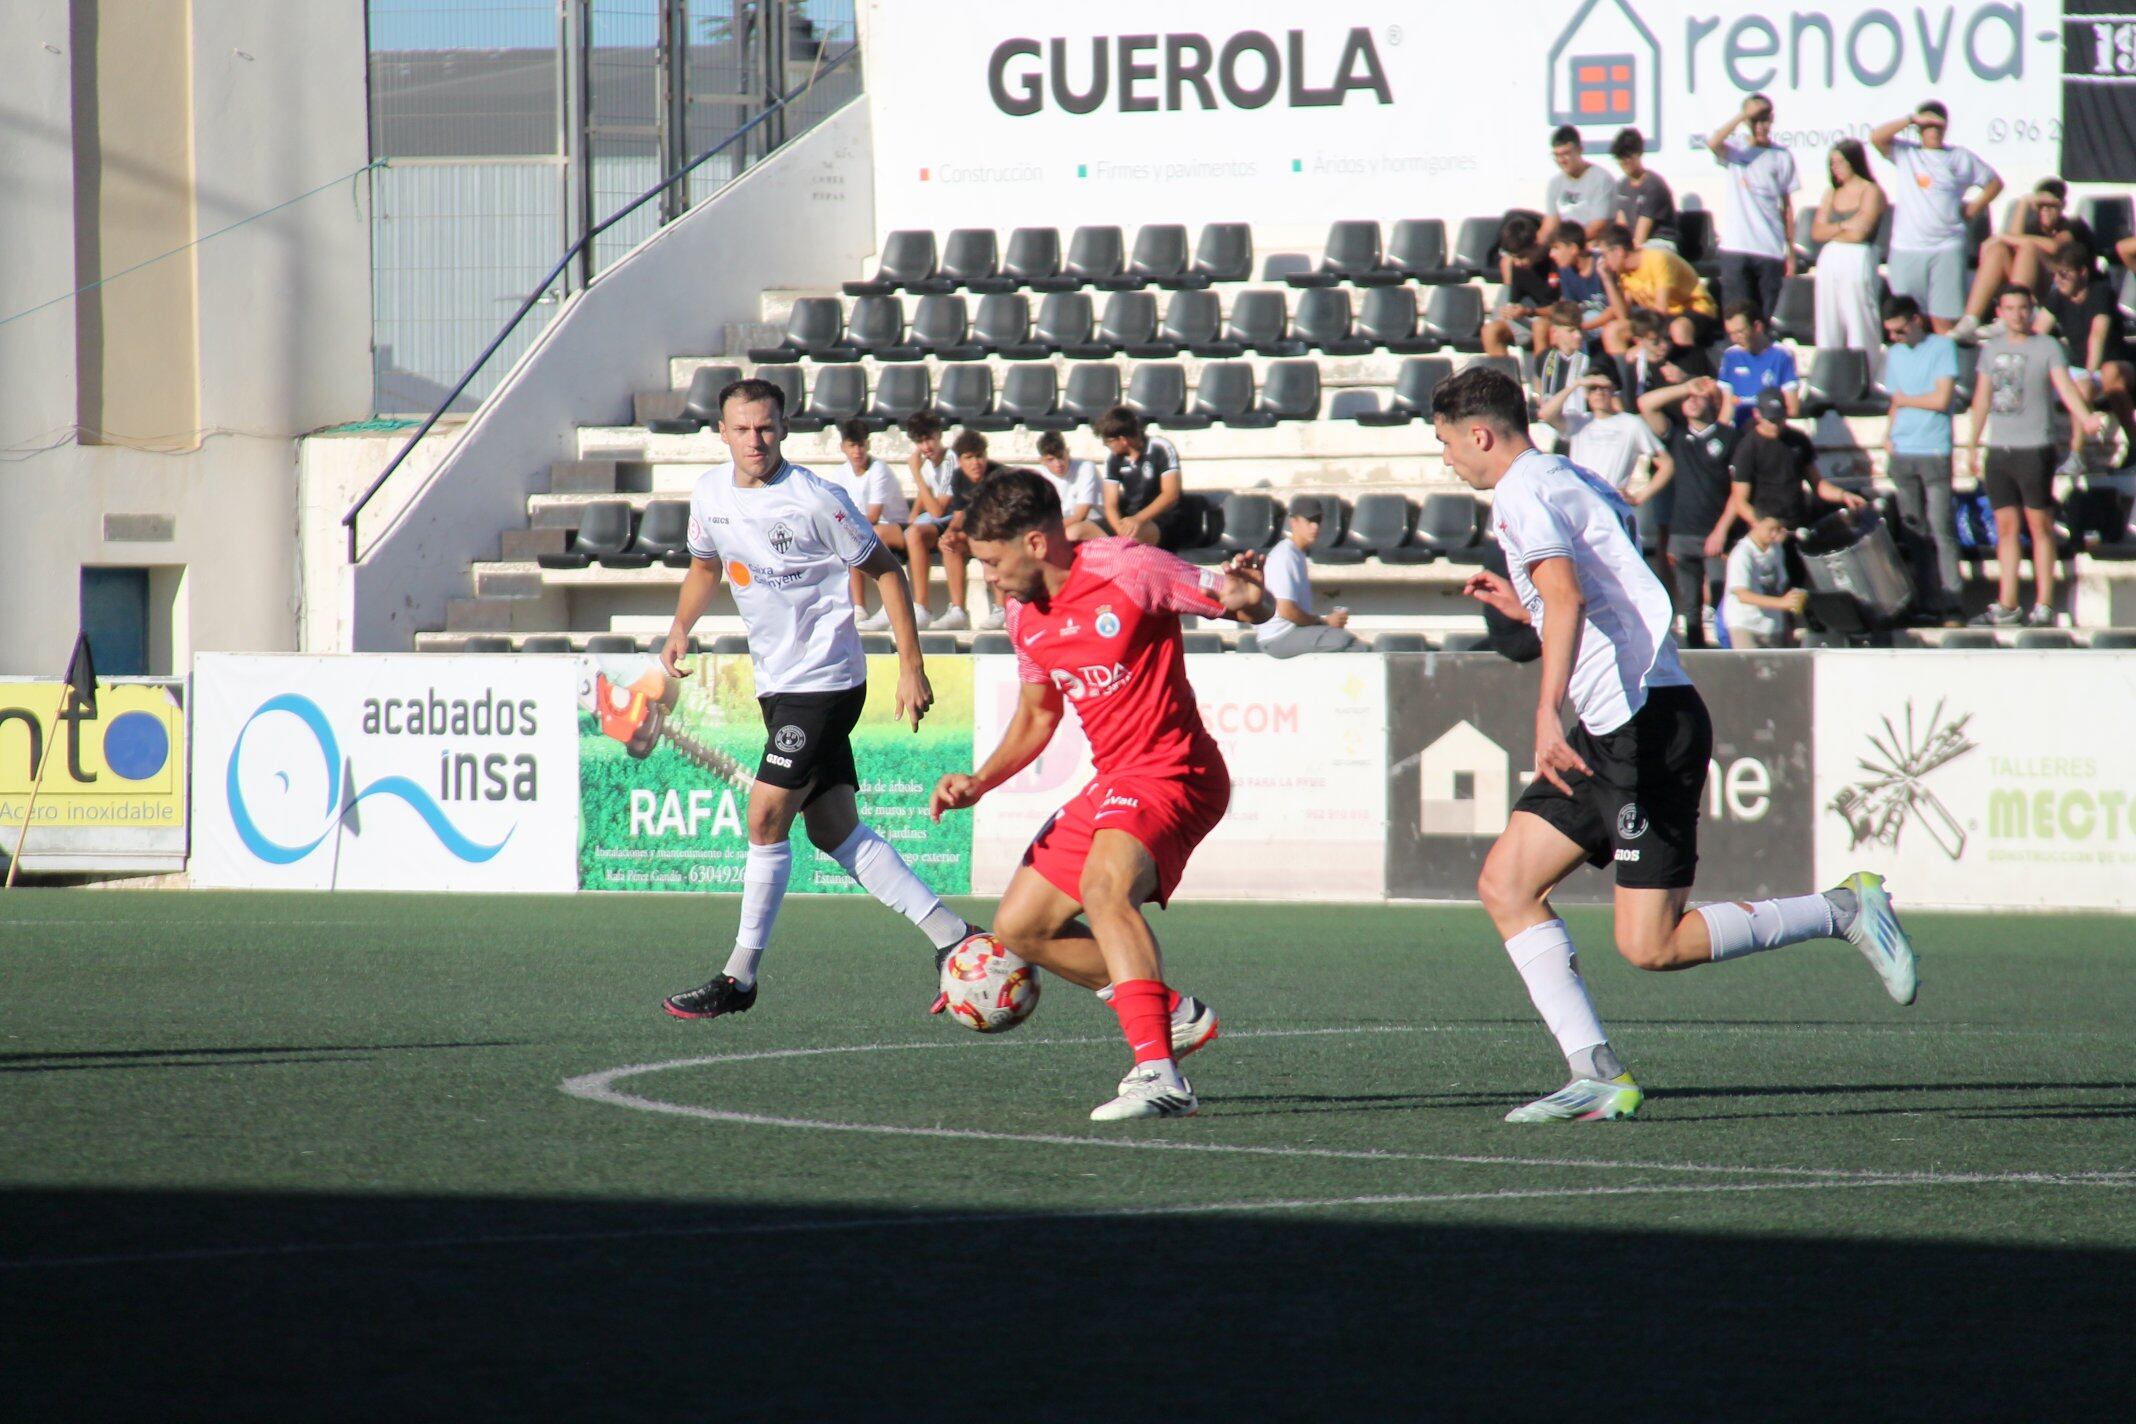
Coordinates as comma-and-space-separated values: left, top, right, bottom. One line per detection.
1077, 861, 1138, 915
746, 801, 790, 844
1475, 858, 1526, 919
1614, 922, 1674, 970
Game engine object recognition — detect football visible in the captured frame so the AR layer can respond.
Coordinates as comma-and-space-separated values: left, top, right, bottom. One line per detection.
938, 932, 1040, 1032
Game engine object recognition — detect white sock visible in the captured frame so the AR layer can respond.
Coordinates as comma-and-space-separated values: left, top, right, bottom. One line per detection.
723, 841, 791, 988
1697, 894, 1837, 962
1505, 919, 1611, 1065
828, 824, 967, 950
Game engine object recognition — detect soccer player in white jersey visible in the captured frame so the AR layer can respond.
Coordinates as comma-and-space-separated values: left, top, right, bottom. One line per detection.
1429, 365, 1921, 1122
656, 378, 976, 1021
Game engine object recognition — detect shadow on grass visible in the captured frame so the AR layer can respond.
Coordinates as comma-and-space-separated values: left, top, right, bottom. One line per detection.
0, 1043, 520, 1074
4, 1187, 2128, 1420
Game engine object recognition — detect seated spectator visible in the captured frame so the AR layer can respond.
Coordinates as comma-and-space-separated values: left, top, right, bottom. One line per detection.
1877, 295, 1966, 624
1720, 505, 1808, 648
1537, 228, 1611, 353
1534, 302, 1592, 400
1484, 214, 1558, 357
1540, 368, 1674, 505
1596, 222, 1718, 353
1717, 301, 1803, 427
1538, 124, 1618, 249
944, 430, 1016, 629
1873, 101, 2002, 336
1611, 127, 1679, 252
1810, 139, 1887, 351
1095, 407, 1191, 551
1033, 431, 1108, 539
1258, 497, 1364, 658
1706, 93, 1800, 319
832, 419, 915, 632
903, 411, 973, 630
1718, 388, 1865, 551
1619, 308, 1714, 404
1639, 375, 1741, 647
1954, 178, 2095, 339
2036, 249, 2136, 465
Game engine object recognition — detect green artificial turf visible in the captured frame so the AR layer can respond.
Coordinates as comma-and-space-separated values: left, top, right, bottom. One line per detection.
4, 890, 2132, 1420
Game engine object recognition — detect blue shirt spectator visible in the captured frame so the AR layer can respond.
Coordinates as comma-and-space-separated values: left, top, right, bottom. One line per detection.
1718, 342, 1800, 427
1881, 330, 1959, 455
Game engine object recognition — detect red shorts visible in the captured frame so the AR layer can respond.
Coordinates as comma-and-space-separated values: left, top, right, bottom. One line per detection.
1022, 766, 1231, 908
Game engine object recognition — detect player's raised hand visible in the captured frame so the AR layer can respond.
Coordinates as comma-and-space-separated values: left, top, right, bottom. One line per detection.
658, 628, 693, 678
896, 663, 934, 732
930, 772, 983, 821
1215, 550, 1268, 617
1462, 569, 1527, 623
1534, 709, 1593, 796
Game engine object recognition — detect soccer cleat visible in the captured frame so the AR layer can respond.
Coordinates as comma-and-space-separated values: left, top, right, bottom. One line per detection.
1090, 1063, 1199, 1121
1504, 1073, 1644, 1123
1171, 994, 1221, 1058
1835, 870, 1919, 1006
662, 974, 757, 1020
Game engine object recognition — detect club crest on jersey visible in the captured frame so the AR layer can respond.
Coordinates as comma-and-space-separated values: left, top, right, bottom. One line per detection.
768, 521, 798, 556
1616, 803, 1648, 840
1094, 605, 1121, 639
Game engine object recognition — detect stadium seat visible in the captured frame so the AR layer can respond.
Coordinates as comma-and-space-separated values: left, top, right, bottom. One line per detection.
1342, 492, 1415, 558
1099, 224, 1196, 290
712, 634, 751, 655
746, 297, 855, 363
1374, 631, 1433, 651
844, 230, 936, 296
1354, 355, 1452, 425
935, 364, 996, 427
1386, 219, 1464, 284
1129, 288, 1220, 358
1679, 209, 1719, 277
1802, 348, 1889, 416
2090, 629, 2136, 648
1422, 286, 1485, 350
2117, 269, 2136, 323
1086, 290, 1158, 356
858, 633, 897, 655
1233, 631, 1262, 653
537, 500, 634, 570
1034, 292, 1096, 355
1414, 492, 1483, 560
1032, 225, 1124, 290
1938, 630, 2000, 649
1218, 492, 1278, 552
1124, 362, 1188, 425
1190, 223, 1254, 284
753, 365, 807, 423
1355, 287, 1438, 354
970, 632, 1013, 655
1288, 221, 1389, 288
583, 634, 639, 654
633, 499, 694, 568
786, 365, 863, 433
988, 227, 1061, 291
917, 632, 960, 655
1790, 207, 1824, 272
909, 296, 981, 361
1439, 632, 1493, 651
994, 365, 1061, 429
1771, 276, 1817, 345
1186, 362, 1267, 429
972, 294, 1042, 359
517, 634, 572, 653
1450, 215, 1500, 279
927, 228, 998, 293
1307, 496, 1365, 564
845, 295, 919, 361
1257, 361, 1322, 422
1051, 364, 1122, 428
462, 635, 514, 653
863, 366, 931, 432
1175, 493, 1227, 562
645, 362, 741, 435
2014, 629, 2076, 650
1294, 287, 1367, 355
1180, 632, 1226, 653
1949, 344, 1981, 411
1193, 289, 1291, 358
2083, 196, 2134, 257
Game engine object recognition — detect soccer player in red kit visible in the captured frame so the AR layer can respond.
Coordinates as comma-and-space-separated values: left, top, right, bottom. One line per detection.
931, 470, 1272, 1120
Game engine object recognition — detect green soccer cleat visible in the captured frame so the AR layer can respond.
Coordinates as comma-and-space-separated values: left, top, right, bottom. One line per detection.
1504, 1073, 1644, 1123
1837, 870, 1919, 1006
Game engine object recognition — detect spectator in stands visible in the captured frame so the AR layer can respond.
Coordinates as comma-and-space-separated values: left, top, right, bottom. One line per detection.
1095, 407, 1191, 551
1706, 93, 1799, 319
1484, 214, 1559, 358
1720, 505, 1808, 648
1810, 139, 1887, 351
1540, 369, 1674, 505
1257, 497, 1364, 659
1967, 284, 2107, 626
1717, 301, 1802, 427
1611, 127, 1679, 253
1877, 296, 1966, 625
1639, 375, 1741, 647
833, 419, 915, 632
1872, 101, 2002, 336
1718, 389, 1865, 552
1956, 180, 2099, 336
1538, 124, 1618, 249
903, 411, 973, 629
1619, 308, 1713, 404
1033, 431, 1108, 539
1534, 302, 1592, 401
1596, 222, 1718, 352
2037, 248, 2136, 464
1537, 227, 1611, 354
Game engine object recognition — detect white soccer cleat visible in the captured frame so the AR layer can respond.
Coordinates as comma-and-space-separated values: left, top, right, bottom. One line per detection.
1504, 1073, 1644, 1123
1090, 1063, 1199, 1121
1837, 870, 1919, 1006
1171, 994, 1220, 1058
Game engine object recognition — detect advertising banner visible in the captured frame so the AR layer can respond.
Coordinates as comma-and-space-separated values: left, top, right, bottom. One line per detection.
0, 678, 188, 873
1386, 652, 1813, 904
191, 655, 578, 892
970, 655, 1388, 900
577, 652, 973, 894
865, 0, 2060, 243
1812, 651, 2136, 911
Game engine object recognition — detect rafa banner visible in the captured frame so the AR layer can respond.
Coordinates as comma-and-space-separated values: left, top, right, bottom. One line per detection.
0, 678, 188, 873
577, 653, 974, 894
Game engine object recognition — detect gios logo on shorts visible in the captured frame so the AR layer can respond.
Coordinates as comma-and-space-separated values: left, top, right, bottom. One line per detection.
774, 724, 808, 754
1616, 803, 1649, 840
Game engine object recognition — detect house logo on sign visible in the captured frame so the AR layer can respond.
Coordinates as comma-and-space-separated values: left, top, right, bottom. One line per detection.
1548, 0, 1662, 154
1419, 720, 1511, 837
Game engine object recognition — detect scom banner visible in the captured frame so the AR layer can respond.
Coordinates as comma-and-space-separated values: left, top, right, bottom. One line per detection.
1812, 651, 2136, 911
0, 678, 188, 873
191, 655, 578, 892
1386, 652, 1812, 904
971, 655, 1389, 900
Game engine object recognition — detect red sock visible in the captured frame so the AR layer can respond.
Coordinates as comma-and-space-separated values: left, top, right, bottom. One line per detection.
1109, 978, 1175, 1066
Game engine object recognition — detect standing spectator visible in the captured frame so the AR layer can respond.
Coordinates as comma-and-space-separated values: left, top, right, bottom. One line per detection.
2038, 249, 2136, 463
1720, 506, 1808, 648
832, 419, 915, 632
1484, 214, 1560, 357
1877, 296, 1965, 624
1706, 93, 1800, 319
1611, 128, 1679, 252
901, 412, 971, 629
1539, 124, 1618, 249
1540, 369, 1674, 503
1033, 431, 1108, 539
1095, 407, 1191, 550
1257, 497, 1363, 658
1534, 302, 1592, 401
1539, 228, 1611, 353
1810, 139, 1887, 351
1872, 102, 2002, 337
1718, 389, 1865, 551
1596, 222, 1718, 352
1639, 375, 1741, 647
1717, 301, 1803, 427
1958, 179, 2100, 332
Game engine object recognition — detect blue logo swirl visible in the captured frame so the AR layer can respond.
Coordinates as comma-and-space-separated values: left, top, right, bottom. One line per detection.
226, 694, 513, 864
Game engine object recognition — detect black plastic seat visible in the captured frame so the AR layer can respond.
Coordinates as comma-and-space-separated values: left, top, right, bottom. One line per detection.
1802, 348, 1888, 416
1190, 223, 1253, 284
1466, 354, 1522, 388
1356, 288, 1438, 353
1034, 292, 1096, 354
1414, 493, 1484, 561
1288, 221, 1389, 288
863, 366, 931, 432
461, 635, 514, 653
1949, 344, 1981, 411
645, 362, 742, 434
970, 632, 1014, 655
1422, 287, 1484, 351
995, 365, 1060, 429
1048, 364, 1121, 429
785, 365, 863, 433
909, 295, 981, 360
633, 499, 694, 568
1375, 632, 1434, 651
746, 297, 855, 363
1218, 492, 1278, 552
983, 227, 1060, 291
1123, 363, 1187, 425
844, 295, 918, 361
538, 500, 634, 570
1355, 356, 1453, 425
1184, 362, 1265, 429
1307, 496, 1364, 564
1387, 219, 1463, 284
1937, 630, 2000, 649
710, 634, 750, 655
1175, 493, 1229, 561
1196, 290, 1292, 358
2084, 195, 2134, 256
972, 294, 1042, 358
1129, 289, 1220, 358
1770, 276, 1818, 345
2014, 629, 2076, 650
1679, 210, 1718, 275
844, 229, 936, 296
935, 364, 997, 427
1257, 361, 1322, 422
517, 635, 573, 653
1180, 632, 1226, 654
1032, 225, 1123, 290
1344, 492, 1416, 558
2091, 629, 2136, 649
1077, 291, 1156, 358
1450, 216, 1500, 280
1295, 288, 1367, 355
926, 228, 998, 293
1790, 208, 1824, 272
583, 634, 640, 654
1098, 224, 1195, 290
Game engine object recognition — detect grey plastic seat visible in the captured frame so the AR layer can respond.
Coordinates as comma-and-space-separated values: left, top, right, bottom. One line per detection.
935, 364, 996, 427
1937, 630, 2000, 649
1034, 292, 1096, 354
583, 634, 639, 654
1180, 632, 1226, 654
972, 293, 1042, 359
1176, 492, 1229, 562
1081, 290, 1157, 357
1950, 344, 1981, 411
864, 366, 931, 432
1771, 276, 1818, 345
1422, 287, 1484, 350
1356, 287, 1438, 353
1387, 219, 1463, 284
1439, 632, 1493, 652
1033, 225, 1124, 290
1049, 364, 1122, 428
1803, 348, 1888, 416
1355, 356, 1453, 426
1098, 224, 1194, 290
1678, 209, 1718, 273
2090, 629, 2136, 649
1257, 361, 1322, 422
970, 632, 1014, 655
1791, 207, 1825, 271
909, 296, 981, 360
711, 634, 751, 655
927, 228, 998, 292
1186, 362, 1265, 429
1219, 492, 1278, 552
1128, 289, 1220, 358
1190, 223, 1253, 284
995, 365, 1061, 429
844, 295, 918, 361
1413, 493, 1484, 561
1450, 216, 1500, 279
1466, 354, 1523, 389
746, 297, 854, 363
785, 365, 863, 433
632, 499, 694, 567
645, 362, 742, 434
459, 635, 513, 653
1294, 288, 1366, 355
1197, 289, 1292, 358
844, 230, 937, 296
1375, 632, 1433, 651
517, 635, 573, 653
2013, 629, 2076, 650
752, 365, 806, 423
917, 633, 961, 656
985, 227, 1060, 291
1306, 496, 1364, 564
1343, 492, 1415, 558
1287, 221, 1389, 288
1123, 363, 1187, 425
538, 501, 635, 570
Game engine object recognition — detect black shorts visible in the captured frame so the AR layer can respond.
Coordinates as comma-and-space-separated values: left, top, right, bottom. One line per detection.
1982, 446, 2056, 511
1512, 684, 1712, 890
756, 684, 867, 803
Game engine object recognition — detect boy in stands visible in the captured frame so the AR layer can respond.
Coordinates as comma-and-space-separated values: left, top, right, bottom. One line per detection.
833, 419, 914, 632
930, 471, 1273, 1120
903, 412, 974, 630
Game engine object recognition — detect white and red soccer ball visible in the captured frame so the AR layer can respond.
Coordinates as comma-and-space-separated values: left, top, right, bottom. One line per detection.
938, 932, 1039, 1032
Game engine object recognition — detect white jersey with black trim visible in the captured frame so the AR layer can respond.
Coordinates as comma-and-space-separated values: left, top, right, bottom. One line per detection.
685, 461, 881, 695
1490, 447, 1690, 735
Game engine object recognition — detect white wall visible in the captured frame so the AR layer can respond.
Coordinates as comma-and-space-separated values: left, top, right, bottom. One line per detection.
342, 98, 877, 651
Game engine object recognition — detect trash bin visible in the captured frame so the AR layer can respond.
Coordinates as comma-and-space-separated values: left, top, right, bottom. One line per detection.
1797, 506, 1915, 629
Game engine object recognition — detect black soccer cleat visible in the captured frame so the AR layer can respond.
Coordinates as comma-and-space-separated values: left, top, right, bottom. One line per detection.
662, 975, 757, 1020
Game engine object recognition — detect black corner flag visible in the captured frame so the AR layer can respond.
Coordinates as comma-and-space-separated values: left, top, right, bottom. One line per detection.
62, 633, 98, 719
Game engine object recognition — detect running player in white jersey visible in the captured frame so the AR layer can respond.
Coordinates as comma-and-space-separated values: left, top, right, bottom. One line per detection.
656, 378, 975, 1021
1429, 364, 1921, 1122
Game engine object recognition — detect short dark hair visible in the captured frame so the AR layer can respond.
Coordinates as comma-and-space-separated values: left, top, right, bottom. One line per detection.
1746, 92, 1774, 116
1546, 300, 1583, 328
1627, 308, 1666, 340
1918, 99, 1949, 121
1585, 364, 1622, 390
964, 468, 1063, 542
1547, 226, 1588, 253
1093, 406, 1143, 442
835, 418, 870, 448
1610, 127, 1645, 161
1747, 501, 1787, 523
1994, 282, 2034, 305
1429, 363, 1528, 435
2049, 246, 2096, 275
2035, 175, 2068, 200
718, 377, 787, 419
1500, 213, 1542, 257
1596, 222, 1635, 252
1551, 124, 1581, 149
1880, 293, 1922, 323
1035, 430, 1068, 458
1723, 298, 1766, 326
902, 411, 944, 442
950, 429, 988, 458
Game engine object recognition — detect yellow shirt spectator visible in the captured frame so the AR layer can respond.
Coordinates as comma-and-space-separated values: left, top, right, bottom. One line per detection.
1620, 246, 1717, 317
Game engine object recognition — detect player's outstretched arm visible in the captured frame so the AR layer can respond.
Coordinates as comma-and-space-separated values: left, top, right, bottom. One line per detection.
930, 681, 1063, 820
858, 540, 932, 730
1214, 551, 1274, 624
660, 557, 723, 675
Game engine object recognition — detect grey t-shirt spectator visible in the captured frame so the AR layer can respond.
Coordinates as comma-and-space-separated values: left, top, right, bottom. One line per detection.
1547, 163, 1618, 232
1978, 333, 2062, 449
1615, 171, 1679, 246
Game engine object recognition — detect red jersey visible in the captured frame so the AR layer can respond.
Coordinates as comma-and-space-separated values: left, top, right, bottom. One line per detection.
1006, 538, 1228, 779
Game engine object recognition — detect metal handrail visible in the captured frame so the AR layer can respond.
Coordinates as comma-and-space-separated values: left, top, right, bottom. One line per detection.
342, 42, 861, 562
